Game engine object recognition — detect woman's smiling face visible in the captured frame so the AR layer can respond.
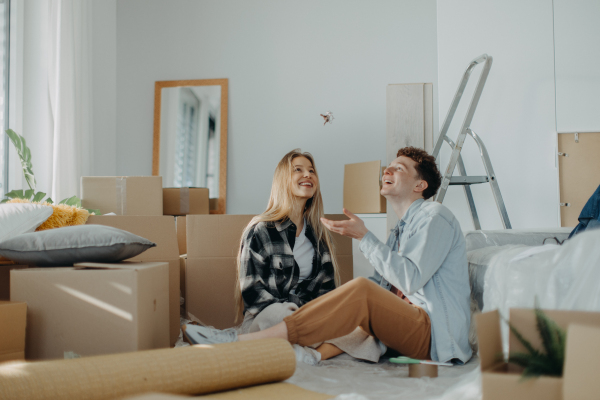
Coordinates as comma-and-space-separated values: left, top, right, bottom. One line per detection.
291, 156, 318, 200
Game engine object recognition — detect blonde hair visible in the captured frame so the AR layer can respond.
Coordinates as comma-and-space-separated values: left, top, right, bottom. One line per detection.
234, 149, 339, 321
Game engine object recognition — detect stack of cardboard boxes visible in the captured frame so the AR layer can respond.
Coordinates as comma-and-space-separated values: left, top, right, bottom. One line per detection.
2, 176, 213, 362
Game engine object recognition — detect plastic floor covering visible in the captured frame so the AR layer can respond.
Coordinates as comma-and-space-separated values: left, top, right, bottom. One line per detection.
286, 354, 482, 400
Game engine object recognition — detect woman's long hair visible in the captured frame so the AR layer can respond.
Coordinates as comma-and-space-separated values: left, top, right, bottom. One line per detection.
234, 149, 339, 321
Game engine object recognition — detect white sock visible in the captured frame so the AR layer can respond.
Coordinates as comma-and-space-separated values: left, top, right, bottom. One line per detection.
292, 344, 322, 365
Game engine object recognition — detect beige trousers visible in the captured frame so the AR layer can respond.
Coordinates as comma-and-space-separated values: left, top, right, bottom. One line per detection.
284, 277, 432, 360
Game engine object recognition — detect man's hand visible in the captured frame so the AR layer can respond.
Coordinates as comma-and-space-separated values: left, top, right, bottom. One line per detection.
321, 209, 369, 240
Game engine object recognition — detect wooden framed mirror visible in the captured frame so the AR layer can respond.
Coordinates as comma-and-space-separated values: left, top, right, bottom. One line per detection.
152, 79, 228, 214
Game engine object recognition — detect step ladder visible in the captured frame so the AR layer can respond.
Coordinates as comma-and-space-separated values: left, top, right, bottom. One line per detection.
432, 54, 512, 230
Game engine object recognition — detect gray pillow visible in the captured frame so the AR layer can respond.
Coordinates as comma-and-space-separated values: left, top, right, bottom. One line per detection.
0, 225, 156, 266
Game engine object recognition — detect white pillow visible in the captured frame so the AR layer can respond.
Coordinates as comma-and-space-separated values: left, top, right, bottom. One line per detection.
0, 203, 54, 242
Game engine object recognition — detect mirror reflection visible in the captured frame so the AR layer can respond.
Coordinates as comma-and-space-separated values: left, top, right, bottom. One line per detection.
153, 78, 228, 214
159, 85, 221, 197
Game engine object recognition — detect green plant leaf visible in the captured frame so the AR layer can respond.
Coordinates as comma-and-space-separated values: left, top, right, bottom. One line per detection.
6, 129, 36, 191
506, 319, 541, 358
6, 129, 21, 152
506, 306, 567, 379
24, 189, 34, 200
32, 191, 47, 203
86, 208, 101, 215
68, 196, 82, 207
507, 352, 533, 369
0, 198, 8, 204
534, 305, 566, 374
46, 198, 53, 204
59, 196, 82, 207
5, 189, 25, 199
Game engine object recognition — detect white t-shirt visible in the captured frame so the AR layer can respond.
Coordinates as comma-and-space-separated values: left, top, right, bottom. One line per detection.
293, 219, 314, 281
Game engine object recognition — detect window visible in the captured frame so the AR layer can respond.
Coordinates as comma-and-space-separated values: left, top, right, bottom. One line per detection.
0, 0, 9, 197
173, 88, 200, 187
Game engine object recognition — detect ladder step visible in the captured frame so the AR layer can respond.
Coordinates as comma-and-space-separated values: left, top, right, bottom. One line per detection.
449, 176, 489, 185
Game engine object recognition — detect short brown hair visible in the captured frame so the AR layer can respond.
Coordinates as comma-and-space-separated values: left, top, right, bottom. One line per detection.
396, 147, 441, 200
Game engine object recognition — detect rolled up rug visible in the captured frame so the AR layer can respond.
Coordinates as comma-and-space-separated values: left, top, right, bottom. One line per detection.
0, 339, 295, 400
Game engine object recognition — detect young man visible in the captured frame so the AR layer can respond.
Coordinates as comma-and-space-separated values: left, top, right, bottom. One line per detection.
184, 147, 472, 364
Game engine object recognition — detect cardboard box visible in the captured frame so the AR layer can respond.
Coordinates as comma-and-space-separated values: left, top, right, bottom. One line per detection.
476, 309, 600, 400
209, 198, 219, 211
185, 215, 254, 328
10, 262, 169, 360
0, 263, 28, 301
185, 215, 353, 329
163, 188, 209, 216
0, 301, 27, 363
176, 216, 187, 255
81, 176, 163, 216
343, 161, 386, 214
86, 216, 180, 346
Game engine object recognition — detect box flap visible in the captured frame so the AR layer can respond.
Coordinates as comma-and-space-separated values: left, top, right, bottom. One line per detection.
563, 324, 600, 400
86, 216, 178, 261
476, 310, 503, 370
74, 262, 168, 271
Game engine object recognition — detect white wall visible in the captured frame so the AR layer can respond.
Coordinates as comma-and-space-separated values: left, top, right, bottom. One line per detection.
554, 0, 600, 132
91, 0, 117, 176
115, 0, 439, 214
437, 0, 559, 230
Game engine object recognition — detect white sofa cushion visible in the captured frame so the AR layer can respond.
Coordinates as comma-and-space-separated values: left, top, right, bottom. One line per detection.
0, 203, 53, 243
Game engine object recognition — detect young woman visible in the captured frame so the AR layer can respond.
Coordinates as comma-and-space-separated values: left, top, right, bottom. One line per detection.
236, 149, 338, 332
185, 149, 344, 360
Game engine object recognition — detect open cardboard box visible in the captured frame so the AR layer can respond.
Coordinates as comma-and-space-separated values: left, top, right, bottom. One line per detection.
476, 309, 600, 400
343, 161, 386, 214
10, 262, 169, 360
184, 214, 353, 329
87, 216, 180, 345
81, 176, 163, 216
0, 301, 27, 363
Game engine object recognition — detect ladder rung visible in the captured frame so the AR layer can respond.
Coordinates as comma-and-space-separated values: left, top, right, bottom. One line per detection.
449, 176, 489, 185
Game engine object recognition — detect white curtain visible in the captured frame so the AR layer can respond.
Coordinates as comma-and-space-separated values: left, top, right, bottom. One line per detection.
47, 0, 92, 202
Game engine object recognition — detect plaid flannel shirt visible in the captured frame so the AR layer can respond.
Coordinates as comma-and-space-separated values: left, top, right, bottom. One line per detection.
239, 218, 336, 317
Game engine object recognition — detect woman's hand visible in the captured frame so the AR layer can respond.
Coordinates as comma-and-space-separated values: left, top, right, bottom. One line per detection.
321, 209, 369, 240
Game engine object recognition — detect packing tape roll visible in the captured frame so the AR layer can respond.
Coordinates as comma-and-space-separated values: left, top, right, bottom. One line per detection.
180, 187, 190, 215
116, 177, 127, 215
0, 339, 296, 400
408, 363, 438, 378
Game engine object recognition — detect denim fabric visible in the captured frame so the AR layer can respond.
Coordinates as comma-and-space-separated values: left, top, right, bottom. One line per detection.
569, 184, 600, 239
359, 198, 472, 364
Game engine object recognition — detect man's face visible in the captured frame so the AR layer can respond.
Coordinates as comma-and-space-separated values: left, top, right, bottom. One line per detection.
380, 156, 424, 200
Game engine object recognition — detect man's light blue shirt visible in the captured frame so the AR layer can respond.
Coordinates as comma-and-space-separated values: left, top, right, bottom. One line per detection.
359, 198, 472, 363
